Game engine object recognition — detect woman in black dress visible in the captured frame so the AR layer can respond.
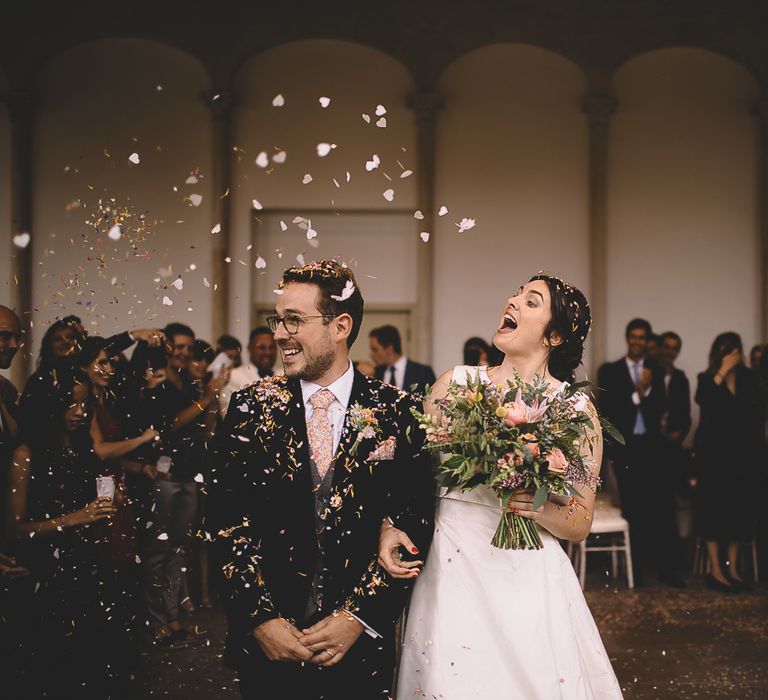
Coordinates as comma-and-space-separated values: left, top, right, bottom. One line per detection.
694, 332, 766, 591
7, 365, 119, 697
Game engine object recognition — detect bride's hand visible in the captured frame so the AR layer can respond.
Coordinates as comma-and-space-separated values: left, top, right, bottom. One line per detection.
378, 519, 423, 579
505, 489, 543, 521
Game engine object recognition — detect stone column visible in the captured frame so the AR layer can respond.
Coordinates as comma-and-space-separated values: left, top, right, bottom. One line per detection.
755, 97, 768, 341
203, 89, 237, 343
406, 91, 442, 364
582, 93, 617, 372
7, 90, 35, 386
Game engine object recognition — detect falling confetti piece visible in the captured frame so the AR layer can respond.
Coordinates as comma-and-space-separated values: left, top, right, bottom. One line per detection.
302, 173, 313, 184
128, 152, 140, 165
375, 104, 387, 116
273, 289, 284, 295
382, 189, 395, 202
376, 117, 387, 128
365, 154, 381, 171
400, 169, 413, 178
319, 96, 331, 108
224, 257, 232, 263
194, 473, 205, 483
272, 150, 287, 164
162, 296, 173, 306
13, 233, 30, 248
171, 278, 183, 290
280, 220, 287, 231
296, 253, 305, 265
255, 256, 267, 269
438, 205, 448, 216
203, 277, 211, 288
362, 113, 371, 123
316, 142, 336, 157
331, 280, 355, 301
306, 226, 318, 240
414, 210, 424, 220
190, 264, 197, 270
255, 152, 269, 168
157, 533, 169, 540
456, 217, 476, 232
252, 199, 263, 210
211, 223, 221, 234
107, 225, 122, 241
272, 94, 285, 107
420, 232, 430, 242
346, 171, 351, 183
185, 175, 198, 184
188, 194, 203, 207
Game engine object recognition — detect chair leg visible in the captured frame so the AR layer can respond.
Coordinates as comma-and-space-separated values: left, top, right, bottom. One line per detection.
579, 540, 587, 590
752, 539, 759, 583
624, 527, 634, 589
611, 540, 618, 579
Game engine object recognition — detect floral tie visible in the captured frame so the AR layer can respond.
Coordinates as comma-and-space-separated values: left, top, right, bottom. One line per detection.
308, 389, 336, 479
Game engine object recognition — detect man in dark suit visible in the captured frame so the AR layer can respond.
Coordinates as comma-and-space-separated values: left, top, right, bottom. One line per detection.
369, 325, 436, 396
209, 261, 435, 699
598, 318, 684, 587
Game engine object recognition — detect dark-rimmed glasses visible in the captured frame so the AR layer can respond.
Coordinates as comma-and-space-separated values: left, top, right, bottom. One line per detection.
266, 313, 336, 335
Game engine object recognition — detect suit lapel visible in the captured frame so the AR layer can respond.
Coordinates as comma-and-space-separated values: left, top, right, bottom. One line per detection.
402, 360, 413, 392
283, 378, 314, 491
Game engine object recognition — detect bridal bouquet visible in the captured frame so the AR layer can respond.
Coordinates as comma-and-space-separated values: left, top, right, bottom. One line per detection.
412, 372, 623, 550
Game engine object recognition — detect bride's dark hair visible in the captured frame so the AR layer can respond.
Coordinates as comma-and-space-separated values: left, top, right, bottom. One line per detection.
529, 273, 591, 383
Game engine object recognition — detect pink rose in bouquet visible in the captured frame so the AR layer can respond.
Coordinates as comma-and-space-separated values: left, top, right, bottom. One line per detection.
545, 447, 569, 475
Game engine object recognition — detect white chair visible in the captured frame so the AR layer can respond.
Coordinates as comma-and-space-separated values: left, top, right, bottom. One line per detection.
568, 502, 634, 589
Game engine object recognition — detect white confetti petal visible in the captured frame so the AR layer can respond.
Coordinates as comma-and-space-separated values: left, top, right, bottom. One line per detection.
194, 473, 205, 483
296, 253, 305, 266
157, 533, 169, 540
252, 198, 263, 210
375, 117, 387, 128
319, 96, 331, 108
362, 113, 371, 123
346, 171, 351, 183
365, 154, 381, 172
128, 152, 140, 165
316, 142, 336, 157
330, 280, 356, 301
382, 188, 395, 202
400, 169, 413, 178
203, 277, 211, 288
162, 296, 173, 306
255, 152, 269, 168
375, 104, 387, 116
456, 217, 476, 233
438, 205, 448, 216
13, 232, 30, 248
211, 223, 221, 234
185, 175, 198, 184
273, 288, 284, 295
306, 227, 318, 240
107, 225, 122, 241
272, 94, 285, 107
189, 264, 197, 270
272, 150, 287, 164
420, 231, 430, 242
188, 193, 203, 207
414, 210, 424, 220
279, 220, 287, 231
225, 256, 232, 263
302, 173, 313, 185
171, 278, 183, 290
255, 256, 267, 269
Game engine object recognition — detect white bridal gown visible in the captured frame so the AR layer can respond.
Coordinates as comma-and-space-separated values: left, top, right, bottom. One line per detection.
397, 366, 623, 700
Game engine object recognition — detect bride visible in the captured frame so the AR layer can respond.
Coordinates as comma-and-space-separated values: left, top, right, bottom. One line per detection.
380, 274, 623, 699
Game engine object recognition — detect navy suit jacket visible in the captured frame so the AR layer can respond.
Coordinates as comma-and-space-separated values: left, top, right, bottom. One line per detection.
375, 359, 436, 397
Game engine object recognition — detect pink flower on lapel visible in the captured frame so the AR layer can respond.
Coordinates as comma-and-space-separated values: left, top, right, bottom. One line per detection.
366, 436, 397, 462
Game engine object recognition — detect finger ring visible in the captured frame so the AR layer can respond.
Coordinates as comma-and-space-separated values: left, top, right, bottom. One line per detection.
324, 649, 335, 657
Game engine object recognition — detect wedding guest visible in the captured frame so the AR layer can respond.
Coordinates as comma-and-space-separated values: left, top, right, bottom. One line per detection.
216, 334, 243, 368
463, 336, 490, 366
7, 366, 121, 696
646, 332, 662, 364
369, 325, 436, 395
749, 343, 764, 370
218, 326, 277, 415
598, 318, 683, 587
693, 332, 765, 591
140, 323, 228, 646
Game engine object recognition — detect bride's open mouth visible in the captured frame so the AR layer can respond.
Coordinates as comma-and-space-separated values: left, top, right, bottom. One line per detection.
497, 313, 518, 335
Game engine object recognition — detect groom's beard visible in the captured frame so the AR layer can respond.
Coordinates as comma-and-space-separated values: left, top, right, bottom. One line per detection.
280, 336, 335, 381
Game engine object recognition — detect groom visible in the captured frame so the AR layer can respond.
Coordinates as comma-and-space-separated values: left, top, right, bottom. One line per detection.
211, 260, 435, 699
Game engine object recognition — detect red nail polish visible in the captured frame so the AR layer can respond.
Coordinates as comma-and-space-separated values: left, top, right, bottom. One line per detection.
411, 547, 419, 554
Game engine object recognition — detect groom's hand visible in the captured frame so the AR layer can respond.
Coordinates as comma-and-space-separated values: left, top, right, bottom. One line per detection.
301, 612, 364, 667
252, 618, 314, 662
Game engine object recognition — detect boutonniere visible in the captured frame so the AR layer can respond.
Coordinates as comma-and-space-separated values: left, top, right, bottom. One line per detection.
348, 403, 381, 455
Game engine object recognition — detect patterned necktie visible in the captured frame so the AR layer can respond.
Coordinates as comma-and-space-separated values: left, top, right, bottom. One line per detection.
308, 389, 336, 479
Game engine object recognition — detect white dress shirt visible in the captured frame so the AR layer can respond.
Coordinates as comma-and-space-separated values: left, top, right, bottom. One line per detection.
300, 360, 381, 639
385, 355, 408, 390
625, 357, 652, 405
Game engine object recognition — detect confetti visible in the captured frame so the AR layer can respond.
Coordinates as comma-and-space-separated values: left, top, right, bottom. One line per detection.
272, 150, 287, 164
306, 226, 318, 240
255, 152, 269, 168
365, 154, 381, 172
272, 93, 285, 107
316, 143, 336, 157
302, 173, 313, 185
362, 113, 371, 123
187, 194, 203, 207
211, 223, 221, 234
414, 210, 424, 220
128, 152, 140, 165
400, 169, 413, 178
252, 199, 263, 210
13, 233, 30, 248
331, 280, 355, 301
107, 225, 122, 241
457, 217, 476, 233
171, 278, 183, 290
375, 104, 387, 116
255, 256, 267, 269
194, 473, 205, 483
376, 117, 387, 128
203, 277, 211, 288
420, 232, 430, 242
438, 205, 448, 216
157, 533, 169, 540
383, 189, 395, 202
319, 96, 331, 108
162, 296, 173, 306
279, 220, 287, 231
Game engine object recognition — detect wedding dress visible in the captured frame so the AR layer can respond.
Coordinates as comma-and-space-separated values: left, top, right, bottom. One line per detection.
396, 366, 623, 699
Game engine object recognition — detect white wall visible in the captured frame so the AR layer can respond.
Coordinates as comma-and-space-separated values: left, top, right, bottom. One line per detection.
229, 40, 418, 342
607, 48, 760, 409
0, 71, 11, 310
433, 44, 590, 377
32, 39, 214, 355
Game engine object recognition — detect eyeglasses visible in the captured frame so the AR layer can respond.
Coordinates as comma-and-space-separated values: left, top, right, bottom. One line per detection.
266, 313, 336, 335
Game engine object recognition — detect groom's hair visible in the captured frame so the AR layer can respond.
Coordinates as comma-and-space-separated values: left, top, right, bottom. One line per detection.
279, 259, 365, 348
